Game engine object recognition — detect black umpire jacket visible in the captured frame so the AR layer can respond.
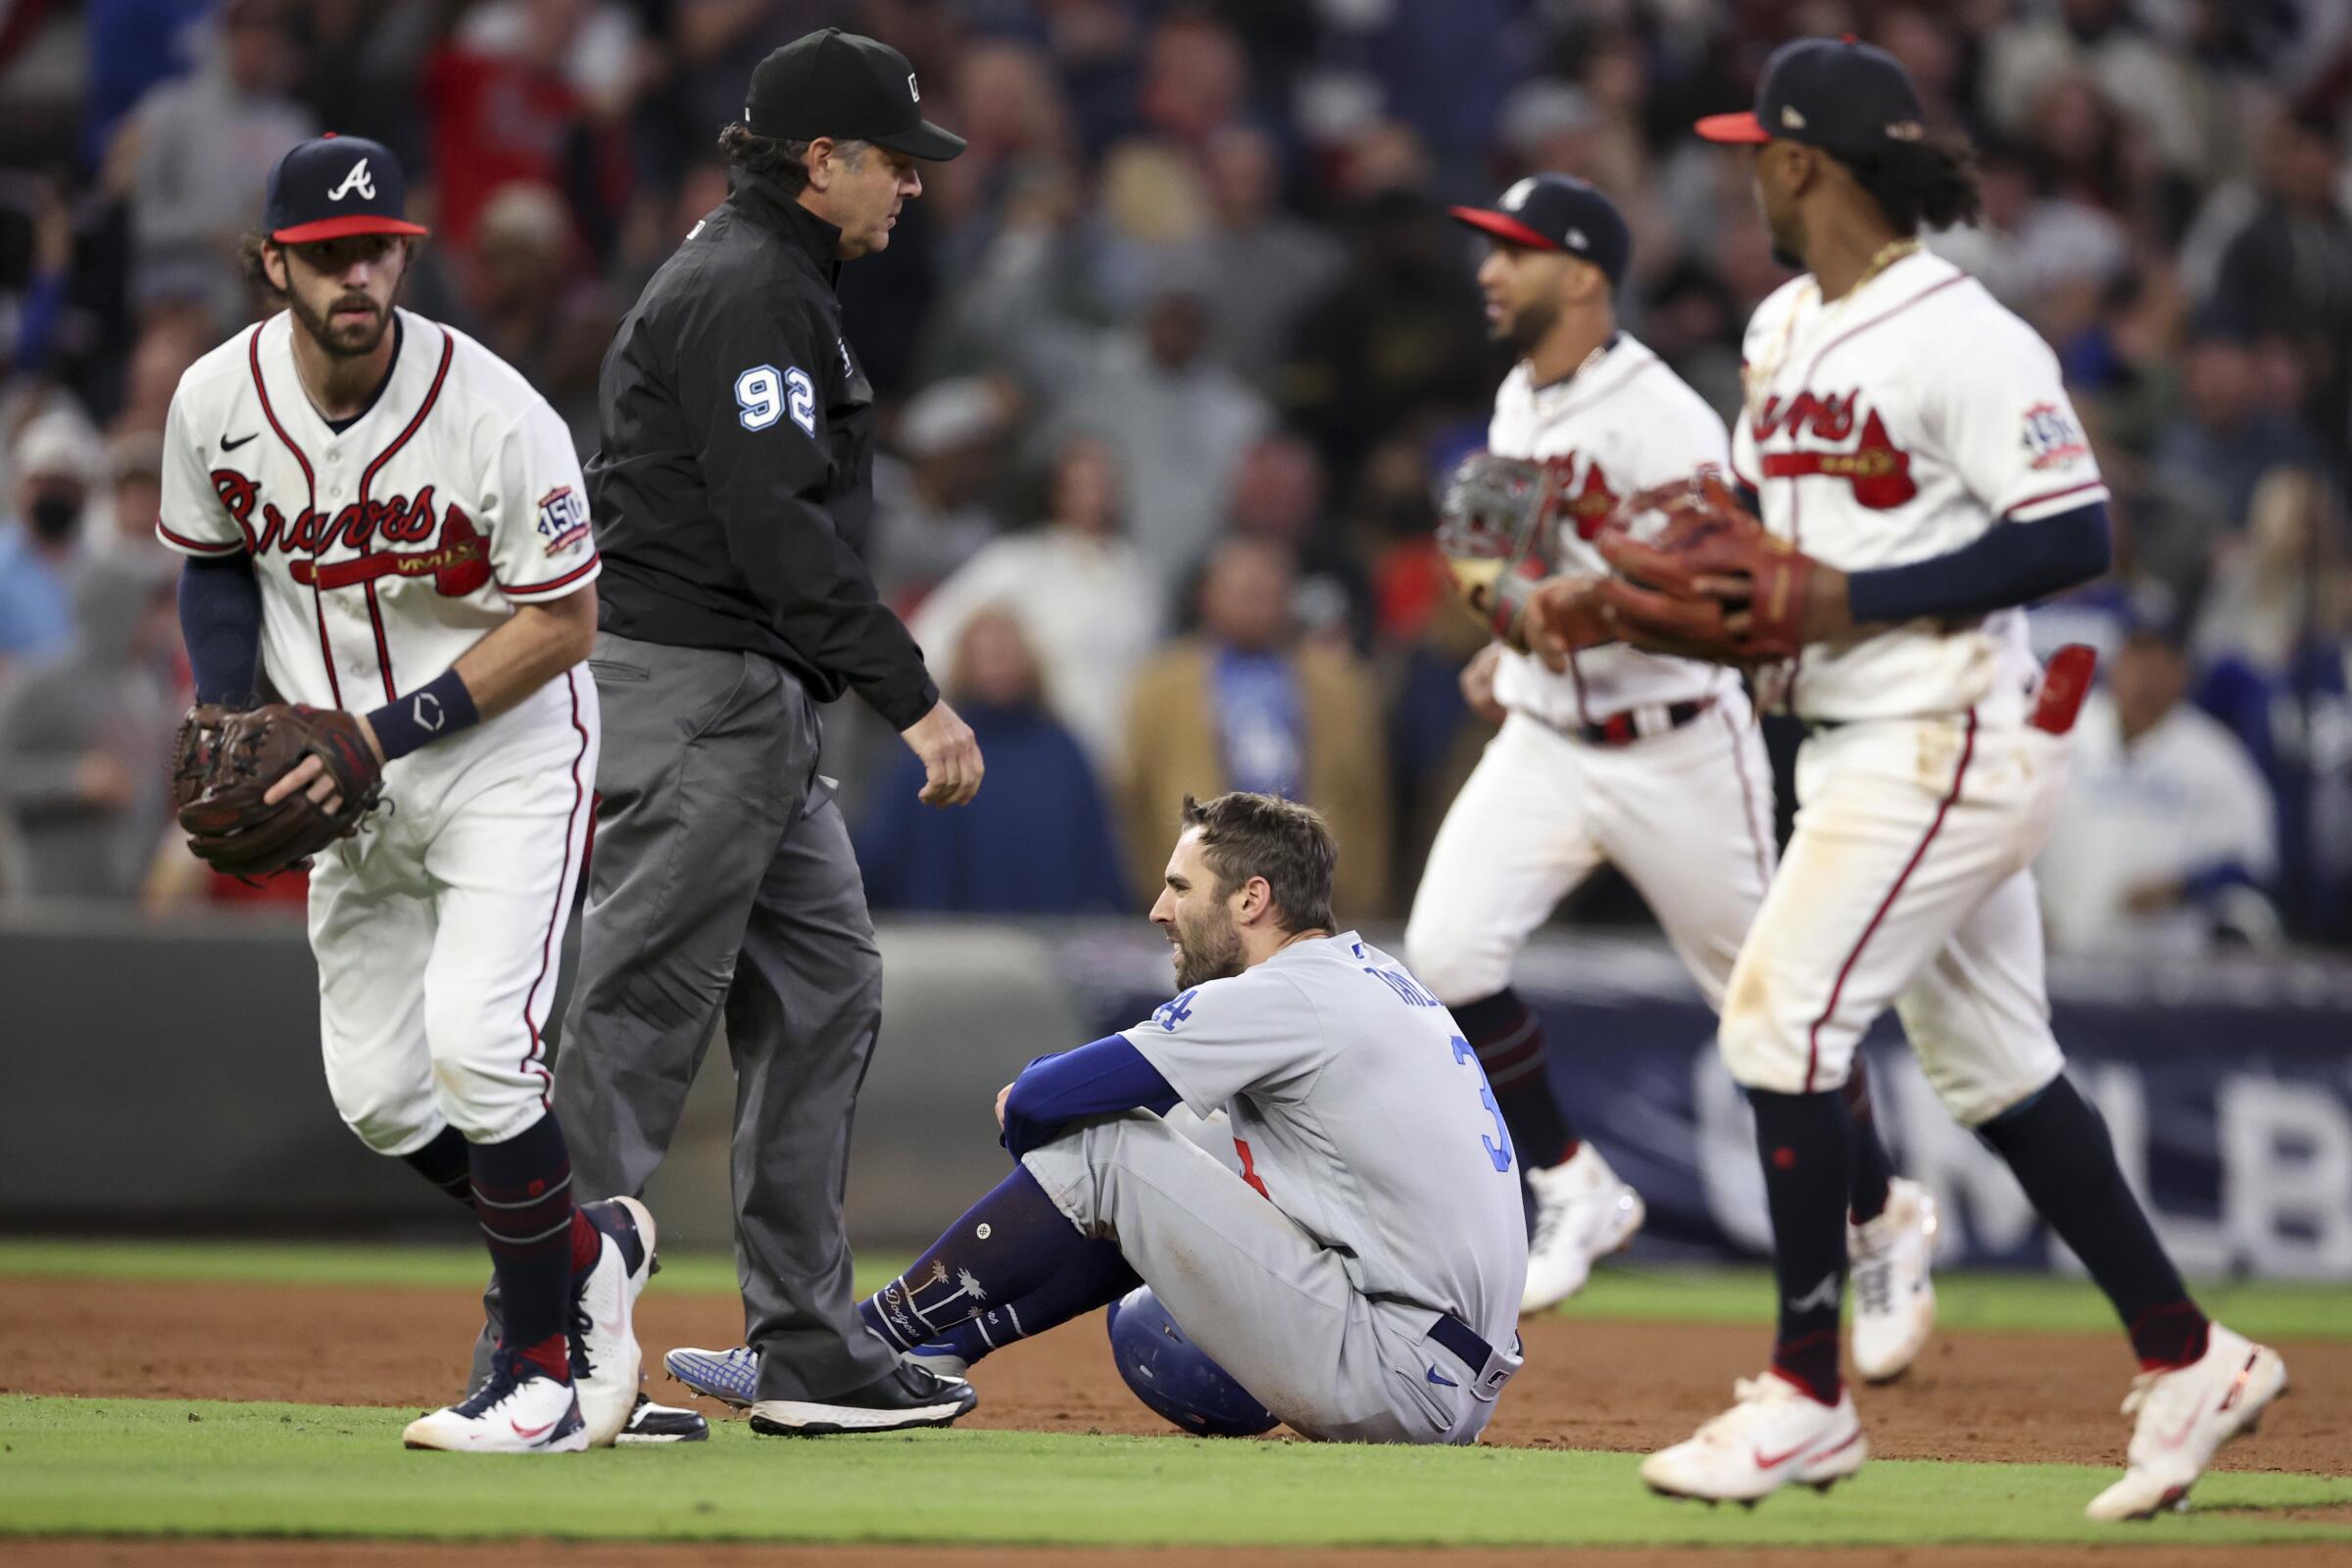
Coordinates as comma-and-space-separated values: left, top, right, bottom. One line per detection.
585, 169, 939, 730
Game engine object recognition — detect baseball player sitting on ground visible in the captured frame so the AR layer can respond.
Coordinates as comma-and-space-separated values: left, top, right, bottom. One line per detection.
1530, 37, 2285, 1516
852, 792, 1528, 1444
1419, 174, 1936, 1381
157, 135, 658, 1453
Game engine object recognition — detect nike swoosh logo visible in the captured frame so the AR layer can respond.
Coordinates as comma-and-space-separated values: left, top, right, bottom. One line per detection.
1752, 1430, 1844, 1470
1426, 1366, 1458, 1388
221, 432, 258, 451
511, 1417, 557, 1440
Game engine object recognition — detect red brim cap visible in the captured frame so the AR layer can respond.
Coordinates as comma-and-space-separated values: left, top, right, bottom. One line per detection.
1447, 206, 1558, 252
270, 215, 431, 244
1694, 111, 1771, 143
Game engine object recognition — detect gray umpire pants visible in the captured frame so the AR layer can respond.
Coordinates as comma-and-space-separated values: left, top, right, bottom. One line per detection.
472, 629, 899, 1401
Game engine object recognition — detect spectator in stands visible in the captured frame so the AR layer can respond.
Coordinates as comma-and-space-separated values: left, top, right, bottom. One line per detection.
2194, 466, 2340, 675
909, 434, 1157, 770
2039, 606, 2282, 955
0, 557, 175, 902
457, 181, 612, 452
856, 607, 1128, 916
115, 0, 314, 327
1036, 270, 1271, 582
2207, 105, 2352, 445
2154, 314, 2313, 527
1119, 535, 1390, 916
95, 432, 168, 564
0, 412, 103, 675
870, 376, 1013, 606
1217, 431, 1371, 648
1198, 126, 1345, 392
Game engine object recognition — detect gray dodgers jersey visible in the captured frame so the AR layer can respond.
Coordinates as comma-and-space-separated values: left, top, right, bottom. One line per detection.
1122, 932, 1529, 1352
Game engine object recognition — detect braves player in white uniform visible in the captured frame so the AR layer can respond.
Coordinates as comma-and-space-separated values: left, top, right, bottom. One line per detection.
1416, 176, 1937, 1370
1611, 42, 2285, 1516
158, 137, 661, 1452
850, 792, 1528, 1443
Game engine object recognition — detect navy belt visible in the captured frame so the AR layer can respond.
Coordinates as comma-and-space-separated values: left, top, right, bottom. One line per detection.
1426, 1313, 1494, 1372
1578, 698, 1710, 748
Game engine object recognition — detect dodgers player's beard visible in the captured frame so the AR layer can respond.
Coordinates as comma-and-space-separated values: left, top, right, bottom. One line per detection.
1171, 905, 1246, 991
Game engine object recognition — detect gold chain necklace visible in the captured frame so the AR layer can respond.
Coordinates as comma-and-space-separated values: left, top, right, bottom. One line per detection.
1743, 237, 1925, 417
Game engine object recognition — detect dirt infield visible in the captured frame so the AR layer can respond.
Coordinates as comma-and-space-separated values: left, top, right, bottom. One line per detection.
4, 1274, 2347, 1564
4, 1275, 2343, 1472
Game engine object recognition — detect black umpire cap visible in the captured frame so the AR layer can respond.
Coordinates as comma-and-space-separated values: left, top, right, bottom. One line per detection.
265, 133, 429, 244
1448, 173, 1631, 287
1696, 35, 1927, 156
745, 28, 966, 162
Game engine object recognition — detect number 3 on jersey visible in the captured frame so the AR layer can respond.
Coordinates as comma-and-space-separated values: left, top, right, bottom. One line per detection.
1449, 1035, 1514, 1173
736, 364, 816, 435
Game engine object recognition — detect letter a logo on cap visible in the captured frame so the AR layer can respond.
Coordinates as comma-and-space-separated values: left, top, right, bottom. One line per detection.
328, 159, 376, 202
907, 72, 920, 102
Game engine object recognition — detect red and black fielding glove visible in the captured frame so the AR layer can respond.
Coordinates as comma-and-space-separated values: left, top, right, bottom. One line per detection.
177, 703, 385, 877
1594, 474, 1826, 662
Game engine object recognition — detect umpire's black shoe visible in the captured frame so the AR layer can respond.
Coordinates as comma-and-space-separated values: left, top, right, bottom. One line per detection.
748, 1365, 978, 1436
615, 1392, 710, 1444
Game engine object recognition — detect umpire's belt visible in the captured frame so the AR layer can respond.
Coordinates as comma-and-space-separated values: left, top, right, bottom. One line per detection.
1426, 1313, 1516, 1400
1577, 697, 1711, 748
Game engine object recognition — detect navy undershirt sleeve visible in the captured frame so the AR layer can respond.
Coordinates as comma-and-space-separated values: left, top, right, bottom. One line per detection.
1002, 1036, 1180, 1157
1846, 501, 2111, 625
177, 554, 263, 706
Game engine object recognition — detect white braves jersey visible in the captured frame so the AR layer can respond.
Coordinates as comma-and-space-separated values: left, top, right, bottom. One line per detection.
1487, 333, 1734, 728
1733, 251, 2106, 723
156, 308, 600, 719
1122, 933, 1527, 1352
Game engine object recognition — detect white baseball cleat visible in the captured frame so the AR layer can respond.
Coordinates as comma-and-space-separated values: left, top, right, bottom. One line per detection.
1520, 1144, 1644, 1314
1641, 1371, 1868, 1504
1849, 1177, 1938, 1384
570, 1196, 656, 1447
2084, 1324, 2287, 1521
403, 1351, 588, 1453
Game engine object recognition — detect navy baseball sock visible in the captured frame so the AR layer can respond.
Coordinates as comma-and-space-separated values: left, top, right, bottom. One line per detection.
1453, 989, 1579, 1168
859, 1165, 1090, 1354
1750, 1087, 1853, 1405
1842, 1059, 1895, 1225
1977, 1076, 2209, 1370
469, 1114, 590, 1384
400, 1125, 476, 1212
913, 1238, 1141, 1368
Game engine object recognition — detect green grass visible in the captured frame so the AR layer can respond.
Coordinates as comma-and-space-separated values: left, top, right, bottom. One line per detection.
6, 1238, 2348, 1343
0, 1396, 2345, 1547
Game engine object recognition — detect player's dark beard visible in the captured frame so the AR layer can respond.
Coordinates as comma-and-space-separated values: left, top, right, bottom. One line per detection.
290, 289, 391, 359
1498, 295, 1559, 357
1172, 905, 1246, 991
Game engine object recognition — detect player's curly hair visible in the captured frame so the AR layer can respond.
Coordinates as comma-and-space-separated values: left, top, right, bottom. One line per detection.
718, 122, 868, 197
1837, 134, 1984, 234
1180, 793, 1337, 933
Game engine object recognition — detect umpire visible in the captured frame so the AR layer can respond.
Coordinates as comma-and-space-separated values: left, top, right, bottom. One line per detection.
546, 28, 982, 1436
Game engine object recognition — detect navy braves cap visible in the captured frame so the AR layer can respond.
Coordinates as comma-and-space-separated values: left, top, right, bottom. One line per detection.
746, 28, 966, 162
265, 133, 428, 244
1448, 173, 1632, 286
1696, 36, 1927, 155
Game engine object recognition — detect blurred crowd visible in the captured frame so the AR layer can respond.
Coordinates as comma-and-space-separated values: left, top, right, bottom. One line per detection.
1, 0, 2349, 957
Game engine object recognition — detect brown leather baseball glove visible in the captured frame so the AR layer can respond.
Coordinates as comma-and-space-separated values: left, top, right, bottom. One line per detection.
177, 703, 384, 878
1593, 474, 1822, 662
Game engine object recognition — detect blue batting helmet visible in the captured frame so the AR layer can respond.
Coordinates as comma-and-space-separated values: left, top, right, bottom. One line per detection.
1105, 1285, 1280, 1438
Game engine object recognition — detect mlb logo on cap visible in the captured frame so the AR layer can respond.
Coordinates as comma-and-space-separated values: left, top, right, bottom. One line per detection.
1448, 173, 1632, 287
1695, 35, 1927, 155
266, 134, 431, 245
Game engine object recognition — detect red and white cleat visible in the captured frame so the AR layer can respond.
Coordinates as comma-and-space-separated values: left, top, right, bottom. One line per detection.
2084, 1324, 2287, 1521
1641, 1371, 1868, 1504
